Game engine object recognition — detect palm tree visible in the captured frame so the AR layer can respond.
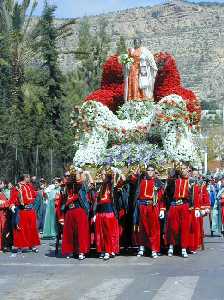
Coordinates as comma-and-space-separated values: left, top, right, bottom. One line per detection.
0, 0, 38, 105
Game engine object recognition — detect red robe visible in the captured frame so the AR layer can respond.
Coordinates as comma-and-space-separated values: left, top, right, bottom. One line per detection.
62, 185, 90, 256
132, 176, 164, 252
165, 177, 190, 249
188, 182, 202, 252
10, 183, 40, 249
95, 187, 120, 254
199, 183, 211, 244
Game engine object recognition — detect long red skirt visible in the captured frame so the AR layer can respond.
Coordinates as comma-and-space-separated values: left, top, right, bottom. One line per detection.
95, 212, 119, 254
165, 203, 190, 249
138, 205, 160, 252
188, 210, 201, 252
62, 208, 90, 256
13, 209, 40, 249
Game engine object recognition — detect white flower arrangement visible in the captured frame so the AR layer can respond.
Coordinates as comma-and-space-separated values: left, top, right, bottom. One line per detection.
71, 94, 202, 168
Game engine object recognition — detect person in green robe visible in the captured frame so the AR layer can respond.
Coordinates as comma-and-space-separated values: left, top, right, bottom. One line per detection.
43, 178, 61, 239
34, 179, 48, 234
211, 176, 224, 236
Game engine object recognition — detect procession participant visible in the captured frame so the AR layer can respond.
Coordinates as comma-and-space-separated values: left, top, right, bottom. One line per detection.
208, 177, 217, 236
0, 181, 11, 252
199, 177, 211, 244
43, 178, 61, 239
61, 169, 92, 260
165, 164, 191, 258
34, 178, 48, 234
188, 168, 203, 254
55, 172, 73, 226
131, 164, 165, 258
31, 176, 39, 191
10, 174, 40, 253
211, 175, 224, 236
93, 168, 121, 260
2, 181, 13, 200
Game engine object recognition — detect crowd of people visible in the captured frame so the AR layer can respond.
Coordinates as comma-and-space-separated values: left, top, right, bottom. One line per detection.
0, 163, 223, 261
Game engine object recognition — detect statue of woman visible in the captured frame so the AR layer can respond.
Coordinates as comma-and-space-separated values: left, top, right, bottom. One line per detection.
127, 38, 158, 101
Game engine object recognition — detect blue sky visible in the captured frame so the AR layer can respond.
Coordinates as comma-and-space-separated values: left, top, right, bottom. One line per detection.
32, 0, 224, 18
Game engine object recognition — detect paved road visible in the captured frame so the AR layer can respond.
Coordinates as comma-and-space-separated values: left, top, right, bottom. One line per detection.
0, 220, 224, 300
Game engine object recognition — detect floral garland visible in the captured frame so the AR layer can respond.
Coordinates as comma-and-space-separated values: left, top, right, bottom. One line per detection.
100, 143, 166, 168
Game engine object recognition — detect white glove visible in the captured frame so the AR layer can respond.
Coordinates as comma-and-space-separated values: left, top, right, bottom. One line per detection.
159, 210, 165, 219
195, 210, 200, 218
205, 208, 210, 214
11, 205, 16, 213
93, 215, 96, 223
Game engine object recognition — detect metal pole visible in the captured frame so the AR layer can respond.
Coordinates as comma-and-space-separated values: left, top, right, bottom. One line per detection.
35, 145, 39, 177
124, 66, 129, 103
222, 103, 224, 128
50, 148, 53, 179
204, 148, 208, 175
15, 145, 18, 184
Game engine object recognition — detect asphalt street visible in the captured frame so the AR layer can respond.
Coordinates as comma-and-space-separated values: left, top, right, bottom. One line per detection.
0, 218, 224, 300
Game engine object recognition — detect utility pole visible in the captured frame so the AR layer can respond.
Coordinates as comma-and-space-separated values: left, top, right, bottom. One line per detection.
204, 148, 208, 175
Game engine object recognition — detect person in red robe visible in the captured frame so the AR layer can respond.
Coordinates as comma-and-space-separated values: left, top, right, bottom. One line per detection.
0, 181, 11, 251
10, 174, 40, 253
61, 170, 92, 260
93, 169, 121, 260
131, 165, 165, 258
165, 164, 191, 258
199, 178, 211, 245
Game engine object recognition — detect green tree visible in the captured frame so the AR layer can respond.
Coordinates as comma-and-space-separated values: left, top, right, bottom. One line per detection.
116, 35, 127, 55
75, 17, 111, 93
37, 2, 65, 133
0, 0, 38, 106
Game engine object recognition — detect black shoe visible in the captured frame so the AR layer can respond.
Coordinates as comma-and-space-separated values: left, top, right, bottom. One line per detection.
32, 248, 39, 253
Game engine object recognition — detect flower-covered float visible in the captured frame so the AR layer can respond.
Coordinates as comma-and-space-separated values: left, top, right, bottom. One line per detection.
71, 47, 202, 173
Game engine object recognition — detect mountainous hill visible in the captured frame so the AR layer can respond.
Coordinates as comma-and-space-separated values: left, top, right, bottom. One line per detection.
56, 0, 224, 105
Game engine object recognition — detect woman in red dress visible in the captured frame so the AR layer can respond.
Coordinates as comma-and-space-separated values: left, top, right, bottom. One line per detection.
61, 170, 93, 260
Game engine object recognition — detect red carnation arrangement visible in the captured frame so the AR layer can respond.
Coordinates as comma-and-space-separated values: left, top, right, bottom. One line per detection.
85, 55, 124, 112
85, 52, 201, 124
154, 52, 201, 124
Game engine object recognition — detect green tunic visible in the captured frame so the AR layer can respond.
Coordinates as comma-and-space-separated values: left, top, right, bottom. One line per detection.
212, 185, 223, 235
43, 186, 60, 239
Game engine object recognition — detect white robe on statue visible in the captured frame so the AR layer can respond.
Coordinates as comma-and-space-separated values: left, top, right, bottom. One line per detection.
138, 47, 158, 99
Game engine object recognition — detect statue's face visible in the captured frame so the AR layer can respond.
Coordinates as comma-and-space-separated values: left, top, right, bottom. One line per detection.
134, 38, 142, 49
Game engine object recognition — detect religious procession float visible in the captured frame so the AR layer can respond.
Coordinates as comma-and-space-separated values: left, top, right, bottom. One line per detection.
70, 39, 202, 176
